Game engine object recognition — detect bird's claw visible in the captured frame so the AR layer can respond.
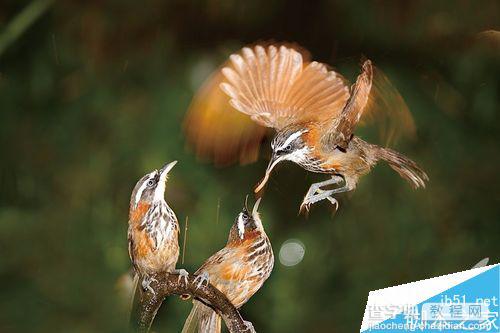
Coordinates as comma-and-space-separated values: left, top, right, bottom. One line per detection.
193, 272, 210, 289
325, 196, 339, 211
174, 269, 189, 285
300, 187, 340, 214
299, 199, 311, 214
141, 276, 158, 296
243, 320, 256, 333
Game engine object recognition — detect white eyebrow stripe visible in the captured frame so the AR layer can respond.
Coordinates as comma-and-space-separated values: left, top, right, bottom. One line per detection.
134, 172, 155, 207
237, 213, 245, 239
278, 130, 307, 150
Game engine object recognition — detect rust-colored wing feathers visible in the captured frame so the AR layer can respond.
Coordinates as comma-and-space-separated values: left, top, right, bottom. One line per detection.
195, 235, 272, 308
325, 60, 373, 150
220, 45, 349, 129
183, 69, 267, 166
196, 246, 254, 307
360, 66, 416, 146
220, 46, 303, 128
323, 60, 416, 150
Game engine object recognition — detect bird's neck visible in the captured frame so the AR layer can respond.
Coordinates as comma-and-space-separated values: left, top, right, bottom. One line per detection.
227, 229, 265, 247
130, 200, 175, 227
140, 200, 178, 249
129, 201, 151, 224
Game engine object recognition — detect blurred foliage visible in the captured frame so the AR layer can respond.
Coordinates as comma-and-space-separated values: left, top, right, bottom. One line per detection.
0, 0, 499, 332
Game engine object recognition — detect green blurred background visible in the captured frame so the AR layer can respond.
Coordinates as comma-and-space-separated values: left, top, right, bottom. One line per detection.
0, 0, 499, 332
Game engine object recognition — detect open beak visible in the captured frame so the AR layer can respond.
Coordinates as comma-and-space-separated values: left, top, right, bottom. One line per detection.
244, 195, 249, 212
159, 160, 177, 181
254, 154, 283, 193
252, 197, 261, 216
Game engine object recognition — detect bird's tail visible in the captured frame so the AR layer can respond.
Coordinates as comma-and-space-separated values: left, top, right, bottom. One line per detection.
181, 300, 221, 333
128, 273, 140, 324
376, 146, 429, 189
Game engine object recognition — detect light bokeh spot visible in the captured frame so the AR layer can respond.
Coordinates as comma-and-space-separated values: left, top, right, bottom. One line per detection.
279, 239, 306, 267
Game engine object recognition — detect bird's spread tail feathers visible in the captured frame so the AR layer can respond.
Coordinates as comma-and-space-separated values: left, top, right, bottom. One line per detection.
376, 147, 428, 189
181, 301, 221, 333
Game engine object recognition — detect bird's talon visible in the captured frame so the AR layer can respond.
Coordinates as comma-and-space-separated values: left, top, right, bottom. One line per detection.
299, 199, 311, 214
175, 269, 189, 285
193, 272, 209, 289
327, 196, 339, 211
243, 320, 256, 333
141, 276, 158, 296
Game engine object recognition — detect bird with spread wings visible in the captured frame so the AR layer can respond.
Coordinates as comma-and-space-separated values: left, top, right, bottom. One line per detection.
184, 44, 427, 212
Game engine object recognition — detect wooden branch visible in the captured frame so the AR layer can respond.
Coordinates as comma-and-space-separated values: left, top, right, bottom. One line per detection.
132, 272, 255, 333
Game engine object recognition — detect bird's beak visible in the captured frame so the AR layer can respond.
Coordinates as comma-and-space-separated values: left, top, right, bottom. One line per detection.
252, 197, 261, 216
254, 154, 283, 193
244, 195, 249, 212
159, 160, 177, 181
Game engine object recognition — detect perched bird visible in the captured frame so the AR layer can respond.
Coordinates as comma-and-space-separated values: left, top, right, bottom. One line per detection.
185, 44, 428, 212
182, 198, 274, 333
127, 161, 187, 294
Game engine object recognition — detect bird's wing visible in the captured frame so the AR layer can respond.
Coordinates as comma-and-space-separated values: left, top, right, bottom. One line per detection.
184, 44, 350, 165
221, 45, 350, 129
358, 65, 416, 147
184, 68, 268, 166
325, 60, 373, 150
196, 245, 260, 307
322, 61, 416, 151
127, 226, 138, 273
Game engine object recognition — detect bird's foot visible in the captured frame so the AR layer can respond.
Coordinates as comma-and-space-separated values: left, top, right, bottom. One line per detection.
141, 275, 158, 296
173, 268, 189, 285
193, 272, 210, 289
300, 182, 351, 214
300, 176, 345, 214
300, 189, 329, 213
243, 320, 256, 333
324, 194, 339, 211
299, 199, 312, 214
300, 189, 340, 214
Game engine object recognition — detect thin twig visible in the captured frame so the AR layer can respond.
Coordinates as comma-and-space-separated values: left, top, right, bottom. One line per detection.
0, 0, 54, 57
181, 216, 188, 265
216, 197, 221, 225
133, 273, 255, 333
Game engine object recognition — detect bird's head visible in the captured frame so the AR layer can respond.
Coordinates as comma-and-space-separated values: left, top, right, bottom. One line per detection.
129, 160, 177, 216
255, 127, 310, 192
229, 197, 264, 242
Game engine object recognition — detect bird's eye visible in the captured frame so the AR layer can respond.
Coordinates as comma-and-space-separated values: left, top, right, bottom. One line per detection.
285, 145, 292, 152
147, 179, 155, 187
241, 212, 248, 220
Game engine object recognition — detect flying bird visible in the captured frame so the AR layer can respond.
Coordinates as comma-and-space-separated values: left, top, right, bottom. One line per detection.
185, 44, 428, 212
181, 198, 274, 333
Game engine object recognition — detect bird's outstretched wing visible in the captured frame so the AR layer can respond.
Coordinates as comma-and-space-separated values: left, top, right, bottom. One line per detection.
184, 44, 350, 165
322, 60, 416, 151
221, 45, 350, 129
359, 66, 416, 147
325, 60, 373, 150
183, 68, 268, 166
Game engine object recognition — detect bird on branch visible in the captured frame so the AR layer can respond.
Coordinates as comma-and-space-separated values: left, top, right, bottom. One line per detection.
127, 161, 188, 295
182, 197, 274, 333
184, 44, 428, 213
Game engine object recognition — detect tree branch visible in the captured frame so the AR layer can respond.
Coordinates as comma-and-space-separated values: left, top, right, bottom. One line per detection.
132, 273, 255, 333
0, 0, 54, 57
